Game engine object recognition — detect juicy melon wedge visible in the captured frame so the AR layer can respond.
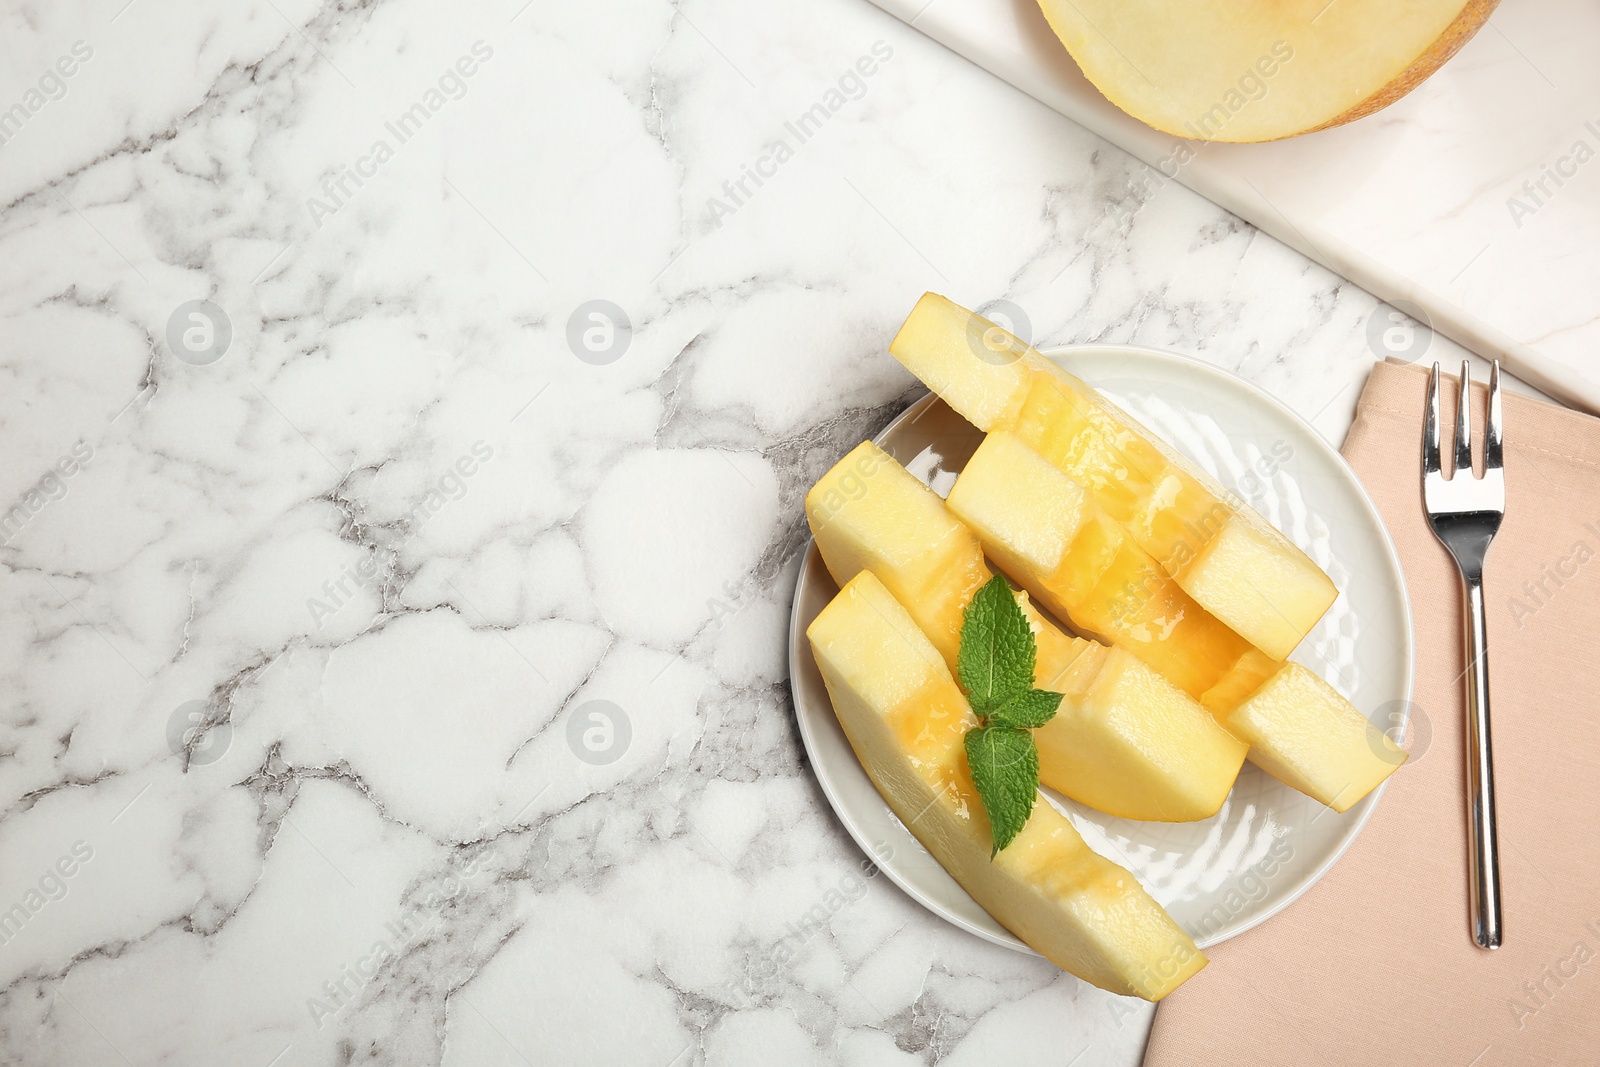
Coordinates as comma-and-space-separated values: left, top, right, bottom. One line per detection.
947, 430, 1405, 810
806, 441, 1248, 822
945, 431, 1269, 707
807, 571, 1206, 998
890, 293, 1336, 662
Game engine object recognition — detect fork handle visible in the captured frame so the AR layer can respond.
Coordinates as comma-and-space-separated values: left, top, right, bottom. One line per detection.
1461, 573, 1503, 949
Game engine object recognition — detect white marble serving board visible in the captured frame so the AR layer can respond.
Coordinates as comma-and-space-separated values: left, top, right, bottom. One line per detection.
866, 0, 1600, 412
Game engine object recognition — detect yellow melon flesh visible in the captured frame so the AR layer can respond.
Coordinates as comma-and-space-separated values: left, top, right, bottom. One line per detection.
806, 441, 1247, 822
1041, 641, 1250, 822
944, 430, 1262, 705
1033, 0, 1498, 143
886, 294, 1033, 432
1227, 663, 1406, 813
947, 431, 1402, 810
890, 293, 1336, 662
807, 571, 1206, 998
804, 440, 989, 669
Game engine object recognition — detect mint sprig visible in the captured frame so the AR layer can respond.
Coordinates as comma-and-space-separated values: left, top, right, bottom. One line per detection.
958, 575, 1064, 857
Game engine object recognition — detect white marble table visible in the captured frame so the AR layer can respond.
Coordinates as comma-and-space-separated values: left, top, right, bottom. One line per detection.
0, 1, 1529, 1065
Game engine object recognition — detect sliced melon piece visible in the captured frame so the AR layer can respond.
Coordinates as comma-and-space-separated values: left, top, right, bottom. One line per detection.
1009, 367, 1336, 662
1226, 663, 1406, 813
947, 431, 1402, 810
890, 293, 1336, 661
806, 441, 1247, 821
804, 440, 988, 668
807, 571, 1206, 998
884, 296, 1034, 430
1042, 641, 1251, 822
945, 430, 1258, 702
1033, 0, 1498, 143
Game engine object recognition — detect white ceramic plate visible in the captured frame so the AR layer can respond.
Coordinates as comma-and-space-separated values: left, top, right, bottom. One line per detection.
788, 344, 1414, 952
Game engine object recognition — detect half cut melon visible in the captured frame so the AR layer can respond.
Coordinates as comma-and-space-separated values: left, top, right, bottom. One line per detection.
1034, 0, 1499, 143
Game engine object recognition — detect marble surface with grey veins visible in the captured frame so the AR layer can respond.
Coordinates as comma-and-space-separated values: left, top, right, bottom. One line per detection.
0, 0, 1527, 1065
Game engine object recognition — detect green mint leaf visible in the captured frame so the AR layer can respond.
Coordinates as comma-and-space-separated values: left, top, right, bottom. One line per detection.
957, 575, 1035, 713
987, 689, 1064, 730
957, 576, 1066, 856
964, 725, 1039, 857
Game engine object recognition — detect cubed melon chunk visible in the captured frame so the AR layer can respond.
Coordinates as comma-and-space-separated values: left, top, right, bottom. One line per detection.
1042, 642, 1251, 822
884, 293, 1034, 430
804, 440, 988, 667
1178, 518, 1340, 663
807, 441, 1247, 821
807, 571, 1207, 998
890, 293, 1336, 661
1226, 663, 1406, 813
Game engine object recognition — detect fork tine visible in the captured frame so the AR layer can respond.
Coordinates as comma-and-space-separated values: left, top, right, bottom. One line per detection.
1424, 362, 1442, 475
1485, 360, 1504, 472
1455, 361, 1475, 478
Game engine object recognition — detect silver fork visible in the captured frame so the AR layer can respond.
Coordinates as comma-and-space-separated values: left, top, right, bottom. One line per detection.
1422, 360, 1505, 950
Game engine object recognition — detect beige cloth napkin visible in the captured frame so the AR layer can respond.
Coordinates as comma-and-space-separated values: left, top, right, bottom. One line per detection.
1144, 360, 1600, 1066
